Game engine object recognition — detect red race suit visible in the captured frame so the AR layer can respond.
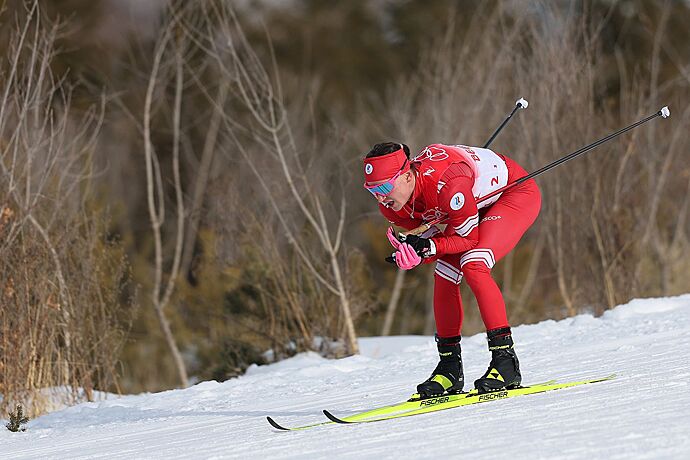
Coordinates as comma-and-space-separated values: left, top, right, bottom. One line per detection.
379, 144, 541, 337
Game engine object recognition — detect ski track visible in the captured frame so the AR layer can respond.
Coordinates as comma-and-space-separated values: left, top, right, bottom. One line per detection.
2, 294, 689, 459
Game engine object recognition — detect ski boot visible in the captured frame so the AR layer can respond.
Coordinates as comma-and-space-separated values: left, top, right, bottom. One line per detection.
412, 335, 464, 400
474, 327, 522, 393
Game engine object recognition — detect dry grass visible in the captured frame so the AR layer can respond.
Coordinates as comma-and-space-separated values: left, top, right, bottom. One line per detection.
0, 1, 129, 417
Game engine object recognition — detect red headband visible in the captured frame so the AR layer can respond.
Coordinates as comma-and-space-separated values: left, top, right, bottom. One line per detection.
363, 146, 410, 184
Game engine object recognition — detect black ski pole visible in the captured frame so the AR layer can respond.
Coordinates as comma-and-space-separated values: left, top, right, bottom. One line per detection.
483, 98, 529, 148
476, 106, 671, 204
402, 106, 671, 237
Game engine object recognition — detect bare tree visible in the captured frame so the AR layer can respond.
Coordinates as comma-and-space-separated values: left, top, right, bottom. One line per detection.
183, 2, 360, 353
0, 1, 128, 416
381, 268, 406, 336
142, 11, 188, 387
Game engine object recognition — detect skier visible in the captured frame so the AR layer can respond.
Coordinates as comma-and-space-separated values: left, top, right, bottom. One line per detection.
363, 142, 541, 397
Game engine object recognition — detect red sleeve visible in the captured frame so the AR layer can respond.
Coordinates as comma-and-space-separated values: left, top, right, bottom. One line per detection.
378, 203, 422, 231
431, 162, 479, 256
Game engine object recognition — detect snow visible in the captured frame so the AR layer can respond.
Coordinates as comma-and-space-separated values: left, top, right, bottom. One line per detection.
0, 388, 116, 415
2, 294, 690, 459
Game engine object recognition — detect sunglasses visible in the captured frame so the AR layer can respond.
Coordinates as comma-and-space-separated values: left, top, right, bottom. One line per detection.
363, 160, 408, 198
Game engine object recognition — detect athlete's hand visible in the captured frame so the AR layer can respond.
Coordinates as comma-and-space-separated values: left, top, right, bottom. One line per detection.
386, 227, 402, 250
392, 242, 421, 270
400, 234, 436, 258
385, 228, 435, 265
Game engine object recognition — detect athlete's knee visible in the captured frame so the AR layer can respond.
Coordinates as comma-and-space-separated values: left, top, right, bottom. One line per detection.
435, 259, 463, 285
460, 249, 495, 273
460, 249, 495, 285
462, 261, 492, 285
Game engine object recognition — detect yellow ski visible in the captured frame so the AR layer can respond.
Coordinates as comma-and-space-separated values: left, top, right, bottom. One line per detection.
323, 374, 615, 425
267, 375, 613, 431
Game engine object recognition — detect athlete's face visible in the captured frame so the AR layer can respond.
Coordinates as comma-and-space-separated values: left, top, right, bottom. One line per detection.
372, 170, 415, 211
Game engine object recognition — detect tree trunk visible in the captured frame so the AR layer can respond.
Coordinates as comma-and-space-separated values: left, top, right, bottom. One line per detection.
381, 268, 406, 336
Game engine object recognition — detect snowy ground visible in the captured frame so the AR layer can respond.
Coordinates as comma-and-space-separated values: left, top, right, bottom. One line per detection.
2, 294, 690, 459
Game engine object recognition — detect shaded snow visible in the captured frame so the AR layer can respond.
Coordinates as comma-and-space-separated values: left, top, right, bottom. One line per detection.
2, 294, 690, 459
0, 388, 116, 417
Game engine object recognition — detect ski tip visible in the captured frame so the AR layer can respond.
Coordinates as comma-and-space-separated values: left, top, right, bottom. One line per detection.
660, 106, 670, 118
516, 97, 528, 109
323, 410, 352, 424
267, 416, 291, 431
580, 373, 617, 384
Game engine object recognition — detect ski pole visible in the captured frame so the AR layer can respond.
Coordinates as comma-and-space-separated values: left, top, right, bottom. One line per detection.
401, 106, 671, 238
483, 97, 529, 148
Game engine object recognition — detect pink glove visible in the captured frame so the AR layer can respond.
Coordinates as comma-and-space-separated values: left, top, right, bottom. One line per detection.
394, 242, 422, 270
386, 227, 402, 249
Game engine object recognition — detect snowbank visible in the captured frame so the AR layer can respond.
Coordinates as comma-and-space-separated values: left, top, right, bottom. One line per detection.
2, 294, 689, 459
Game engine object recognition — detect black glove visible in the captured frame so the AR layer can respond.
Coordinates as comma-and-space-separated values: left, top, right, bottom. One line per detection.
401, 234, 435, 258
384, 230, 436, 264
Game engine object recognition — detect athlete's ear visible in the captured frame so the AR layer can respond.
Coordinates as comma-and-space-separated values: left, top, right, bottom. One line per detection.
404, 171, 414, 183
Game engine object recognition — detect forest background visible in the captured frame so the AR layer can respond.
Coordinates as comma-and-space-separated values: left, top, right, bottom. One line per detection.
1, 0, 688, 417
